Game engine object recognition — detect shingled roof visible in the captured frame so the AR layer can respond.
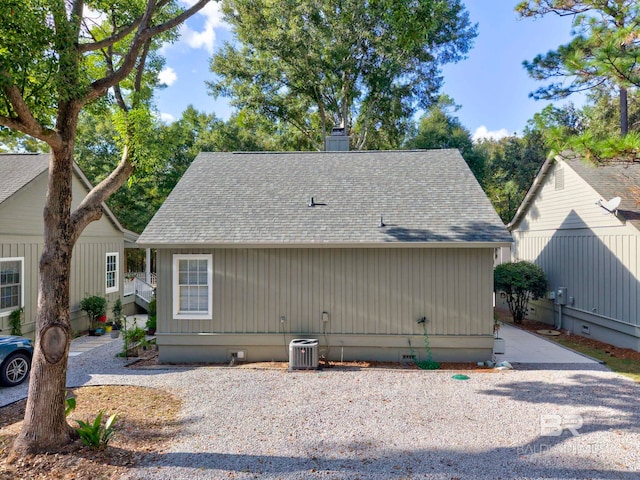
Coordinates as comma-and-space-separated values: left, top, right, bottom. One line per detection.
0, 153, 49, 204
509, 153, 640, 231
565, 156, 640, 229
139, 149, 511, 247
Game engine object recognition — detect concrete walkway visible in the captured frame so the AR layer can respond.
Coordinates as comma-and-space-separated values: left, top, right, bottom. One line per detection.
68, 314, 148, 357
494, 322, 601, 365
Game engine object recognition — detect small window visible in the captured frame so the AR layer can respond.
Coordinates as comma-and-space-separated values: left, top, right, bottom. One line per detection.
1, 257, 24, 314
555, 167, 564, 190
173, 254, 212, 319
106, 252, 119, 294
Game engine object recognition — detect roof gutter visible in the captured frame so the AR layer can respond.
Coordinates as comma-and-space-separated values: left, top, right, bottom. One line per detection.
136, 240, 513, 249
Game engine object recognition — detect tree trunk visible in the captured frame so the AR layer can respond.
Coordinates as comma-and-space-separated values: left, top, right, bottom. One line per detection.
11, 121, 78, 454
620, 86, 628, 136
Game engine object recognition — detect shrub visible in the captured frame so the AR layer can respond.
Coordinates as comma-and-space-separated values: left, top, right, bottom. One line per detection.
9, 308, 23, 336
494, 261, 547, 324
146, 297, 157, 332
79, 295, 107, 331
111, 298, 124, 330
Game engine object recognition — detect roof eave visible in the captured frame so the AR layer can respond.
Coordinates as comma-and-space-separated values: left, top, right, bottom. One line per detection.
137, 240, 513, 249
507, 155, 557, 231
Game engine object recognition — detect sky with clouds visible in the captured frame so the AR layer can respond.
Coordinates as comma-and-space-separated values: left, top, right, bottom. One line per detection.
155, 0, 583, 141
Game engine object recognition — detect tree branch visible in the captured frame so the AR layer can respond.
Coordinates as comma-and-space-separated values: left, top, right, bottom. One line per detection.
84, 0, 211, 105
0, 81, 62, 148
70, 145, 134, 241
134, 40, 152, 95
77, 0, 172, 53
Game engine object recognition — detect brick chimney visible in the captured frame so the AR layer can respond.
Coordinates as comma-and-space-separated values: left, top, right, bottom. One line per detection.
324, 127, 350, 151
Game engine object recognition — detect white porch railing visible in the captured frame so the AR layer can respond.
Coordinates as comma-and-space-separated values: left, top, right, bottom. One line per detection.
123, 278, 135, 297
126, 272, 157, 287
134, 277, 154, 305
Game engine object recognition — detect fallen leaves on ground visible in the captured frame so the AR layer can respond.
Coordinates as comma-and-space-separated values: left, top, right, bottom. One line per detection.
0, 385, 181, 480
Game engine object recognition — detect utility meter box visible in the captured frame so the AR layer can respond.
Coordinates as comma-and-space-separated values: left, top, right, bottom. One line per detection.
557, 287, 567, 305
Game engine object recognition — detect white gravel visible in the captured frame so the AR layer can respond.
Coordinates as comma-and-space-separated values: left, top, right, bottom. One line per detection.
3, 337, 640, 479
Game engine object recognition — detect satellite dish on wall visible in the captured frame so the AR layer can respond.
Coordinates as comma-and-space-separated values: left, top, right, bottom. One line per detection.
596, 196, 621, 215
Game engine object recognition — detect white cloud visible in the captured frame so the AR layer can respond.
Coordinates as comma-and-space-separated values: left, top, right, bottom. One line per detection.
158, 66, 178, 86
472, 126, 511, 142
169, 1, 228, 54
159, 112, 176, 123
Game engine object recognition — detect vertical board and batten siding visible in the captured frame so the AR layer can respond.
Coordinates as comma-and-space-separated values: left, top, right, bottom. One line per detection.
0, 170, 125, 335
155, 247, 495, 362
512, 160, 640, 344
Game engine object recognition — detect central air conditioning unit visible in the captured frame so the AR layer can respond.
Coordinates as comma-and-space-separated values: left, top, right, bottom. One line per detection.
288, 339, 319, 370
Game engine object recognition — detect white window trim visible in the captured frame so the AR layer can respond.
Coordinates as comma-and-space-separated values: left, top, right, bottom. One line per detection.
173, 254, 213, 320
0, 257, 24, 317
105, 252, 119, 294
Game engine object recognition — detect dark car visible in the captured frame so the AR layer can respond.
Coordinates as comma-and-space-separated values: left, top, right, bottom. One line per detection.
0, 335, 34, 387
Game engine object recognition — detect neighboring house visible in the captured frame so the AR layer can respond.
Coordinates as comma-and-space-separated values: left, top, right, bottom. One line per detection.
138, 148, 512, 363
0, 153, 138, 336
509, 153, 640, 351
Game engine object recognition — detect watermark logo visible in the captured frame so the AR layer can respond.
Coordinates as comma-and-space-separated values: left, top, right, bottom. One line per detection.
540, 414, 583, 437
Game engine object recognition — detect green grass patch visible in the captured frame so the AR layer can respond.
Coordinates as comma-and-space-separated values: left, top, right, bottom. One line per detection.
553, 337, 640, 382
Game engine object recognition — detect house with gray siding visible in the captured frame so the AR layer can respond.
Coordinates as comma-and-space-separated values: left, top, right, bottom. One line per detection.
509, 153, 640, 351
139, 148, 511, 363
0, 153, 137, 336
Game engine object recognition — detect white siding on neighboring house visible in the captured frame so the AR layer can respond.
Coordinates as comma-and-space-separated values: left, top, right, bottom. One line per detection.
0, 161, 126, 336
512, 159, 640, 349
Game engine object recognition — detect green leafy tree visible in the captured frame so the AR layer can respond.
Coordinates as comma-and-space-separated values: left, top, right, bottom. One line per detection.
527, 89, 640, 163
210, 0, 477, 150
494, 261, 548, 324
476, 131, 547, 223
517, 0, 640, 134
405, 95, 486, 181
0, 0, 211, 454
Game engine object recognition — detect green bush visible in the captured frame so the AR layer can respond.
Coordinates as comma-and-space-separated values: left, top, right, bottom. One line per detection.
148, 296, 156, 318
146, 297, 157, 331
9, 308, 23, 336
123, 326, 146, 344
111, 298, 124, 330
79, 295, 107, 330
494, 261, 547, 324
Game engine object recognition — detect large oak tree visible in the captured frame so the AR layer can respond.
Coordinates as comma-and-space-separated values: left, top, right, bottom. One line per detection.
209, 0, 477, 150
0, 0, 212, 454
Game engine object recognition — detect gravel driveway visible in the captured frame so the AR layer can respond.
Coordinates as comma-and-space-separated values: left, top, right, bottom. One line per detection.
2, 337, 640, 479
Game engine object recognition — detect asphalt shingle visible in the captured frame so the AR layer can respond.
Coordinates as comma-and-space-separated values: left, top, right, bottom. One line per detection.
138, 149, 512, 246
564, 156, 640, 229
0, 153, 49, 205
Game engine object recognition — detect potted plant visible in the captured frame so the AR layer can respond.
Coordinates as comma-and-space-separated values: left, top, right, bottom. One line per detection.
110, 298, 124, 338
79, 295, 107, 336
493, 315, 505, 354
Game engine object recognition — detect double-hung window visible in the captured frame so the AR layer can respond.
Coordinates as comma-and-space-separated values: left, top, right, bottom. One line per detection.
173, 254, 212, 319
106, 252, 119, 294
0, 258, 24, 314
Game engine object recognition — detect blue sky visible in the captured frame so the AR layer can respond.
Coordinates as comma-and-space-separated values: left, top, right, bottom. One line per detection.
155, 0, 583, 141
